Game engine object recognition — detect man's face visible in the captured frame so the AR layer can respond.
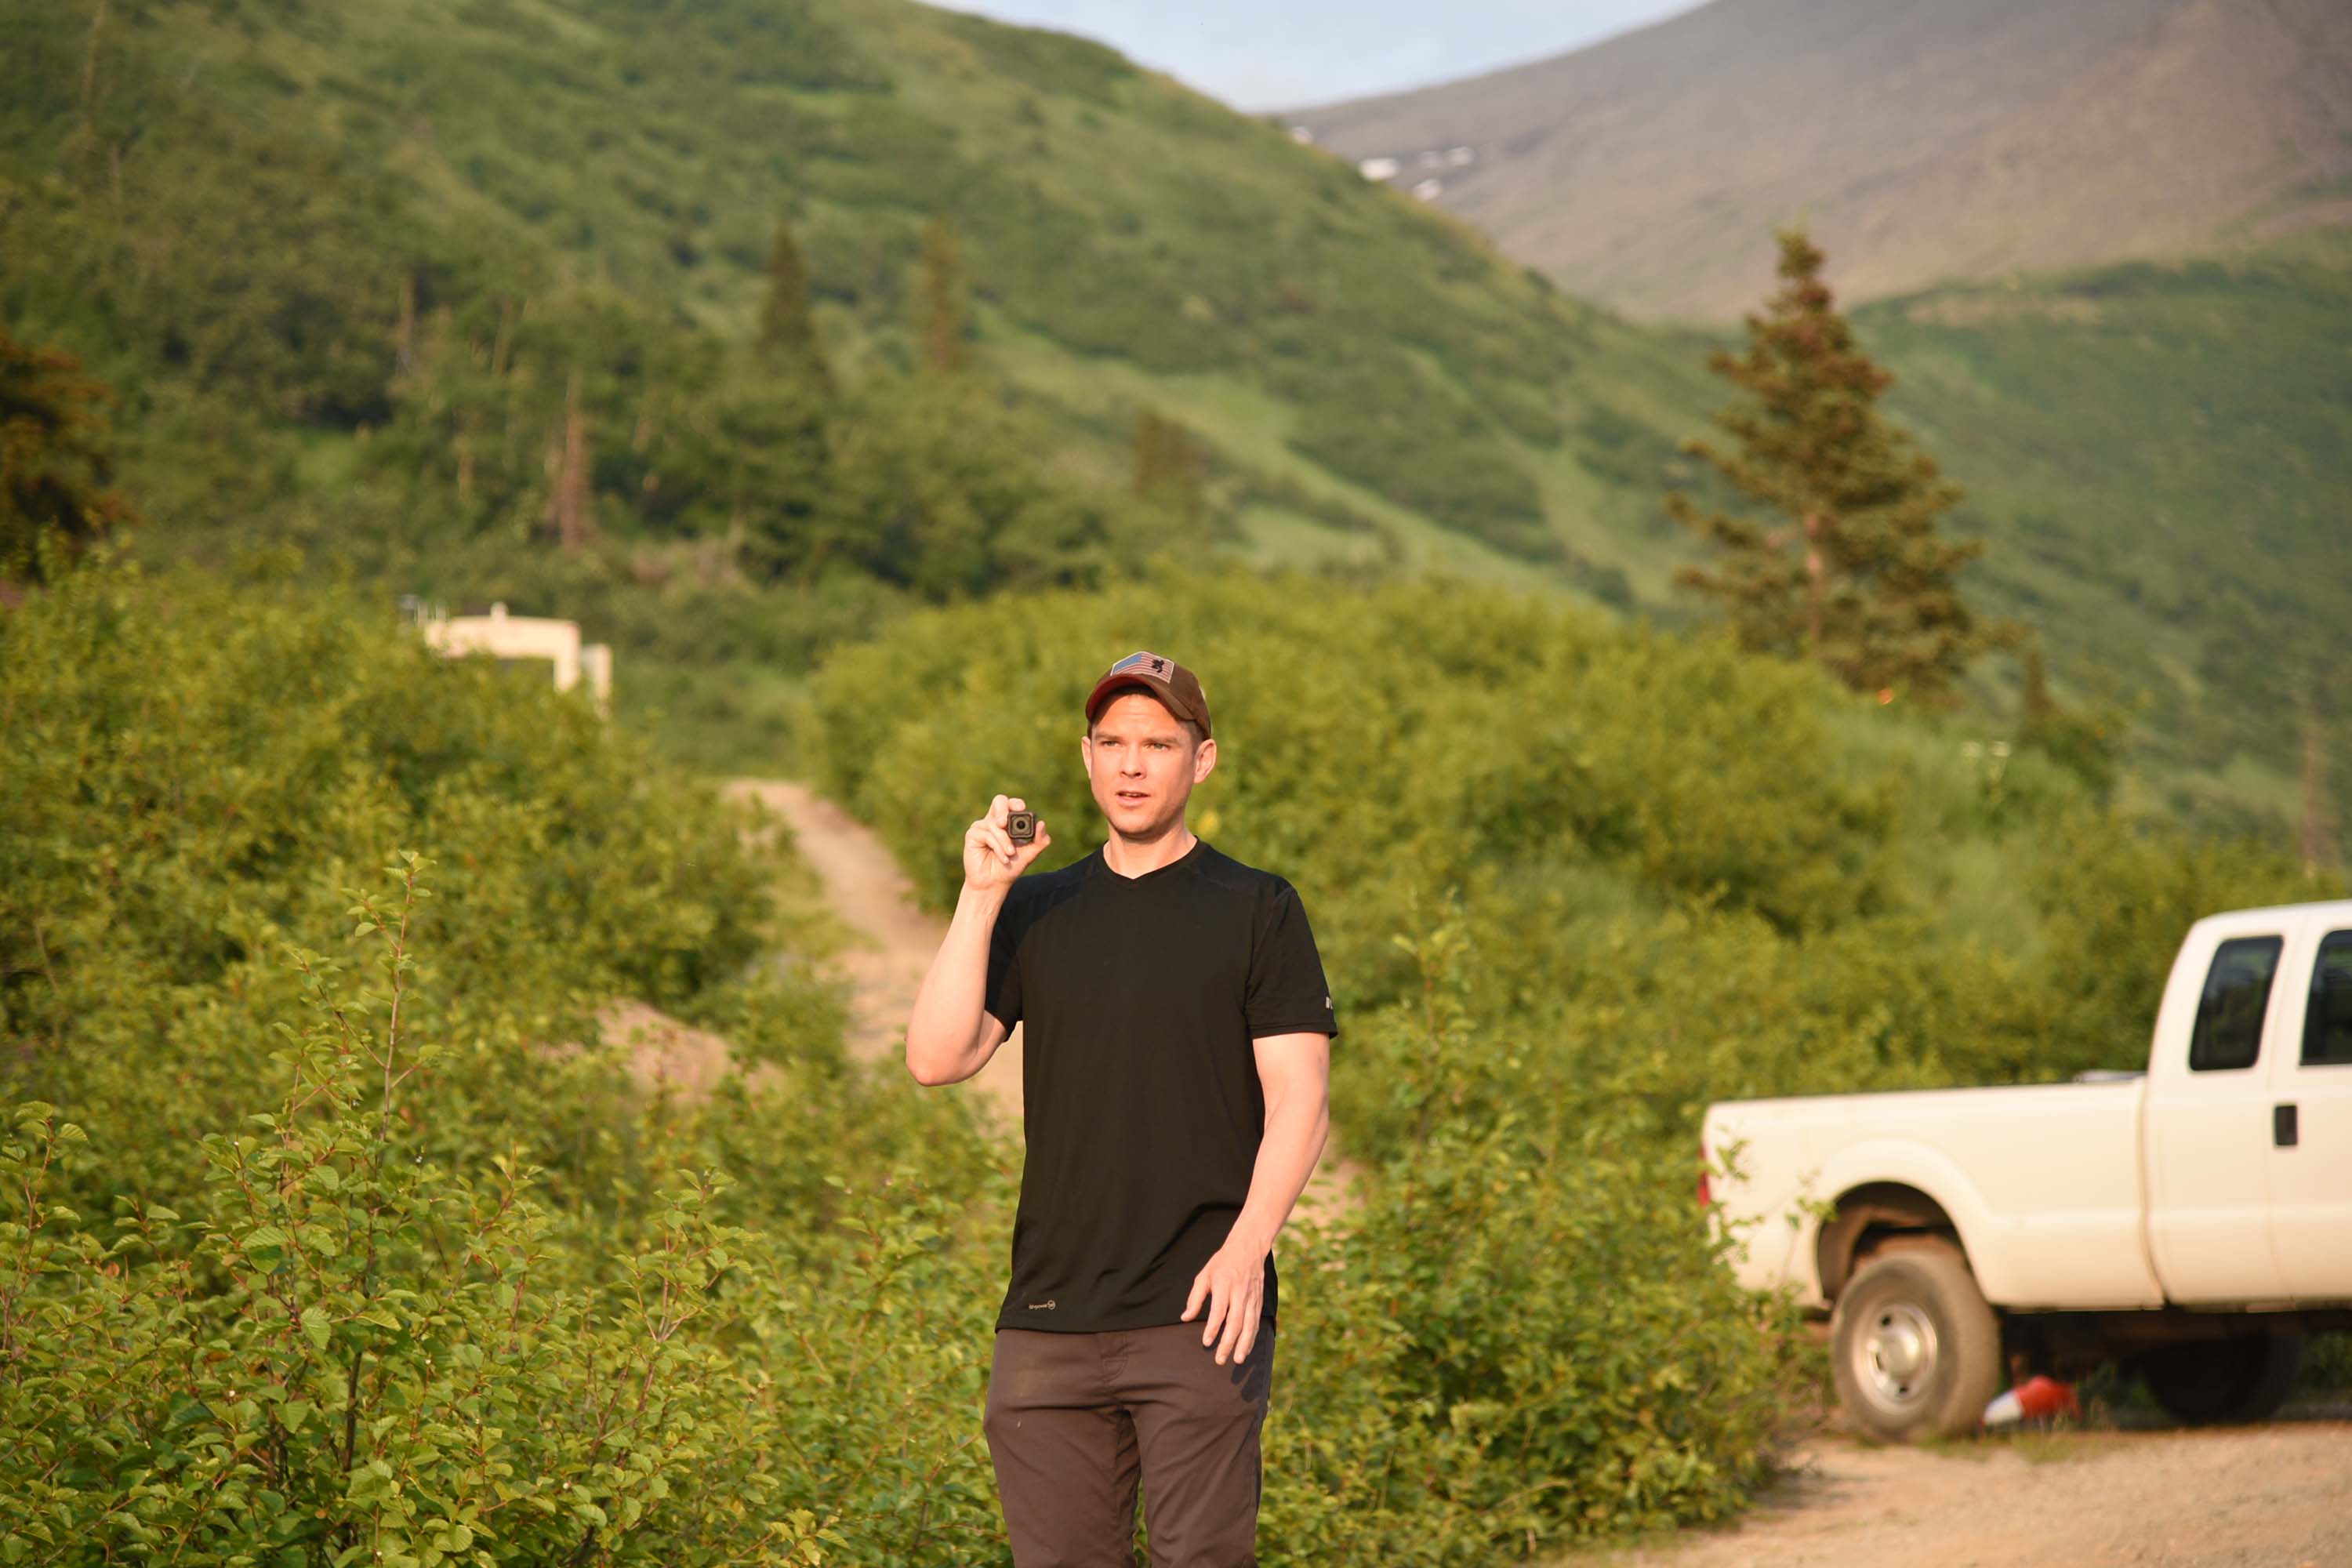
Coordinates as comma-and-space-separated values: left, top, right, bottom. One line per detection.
1082, 689, 1217, 840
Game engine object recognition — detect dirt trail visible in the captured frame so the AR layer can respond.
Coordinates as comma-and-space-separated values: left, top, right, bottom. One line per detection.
1596, 1415, 2352, 1568
722, 779, 1027, 1124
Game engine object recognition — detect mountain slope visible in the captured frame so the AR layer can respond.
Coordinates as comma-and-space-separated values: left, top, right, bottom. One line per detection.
3, 0, 1664, 568
1860, 230, 2352, 829
1294, 0, 2352, 321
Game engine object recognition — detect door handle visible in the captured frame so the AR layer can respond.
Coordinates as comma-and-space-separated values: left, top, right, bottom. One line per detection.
2274, 1103, 2299, 1148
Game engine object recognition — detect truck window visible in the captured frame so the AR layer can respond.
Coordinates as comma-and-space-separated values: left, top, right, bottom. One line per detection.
2306, 930, 2352, 1066
2188, 935, 2281, 1072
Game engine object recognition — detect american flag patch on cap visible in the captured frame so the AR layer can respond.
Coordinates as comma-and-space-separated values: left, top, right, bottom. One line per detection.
1108, 651, 1174, 681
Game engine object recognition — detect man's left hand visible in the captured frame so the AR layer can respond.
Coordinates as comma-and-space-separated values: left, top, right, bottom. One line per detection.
1181, 1233, 1268, 1366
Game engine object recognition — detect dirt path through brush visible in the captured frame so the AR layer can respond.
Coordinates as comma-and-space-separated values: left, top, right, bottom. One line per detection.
722, 779, 1026, 1124
1592, 1413, 2352, 1568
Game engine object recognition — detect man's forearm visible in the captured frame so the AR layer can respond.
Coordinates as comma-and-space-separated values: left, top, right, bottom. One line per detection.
1225, 1085, 1330, 1257
905, 883, 1005, 1084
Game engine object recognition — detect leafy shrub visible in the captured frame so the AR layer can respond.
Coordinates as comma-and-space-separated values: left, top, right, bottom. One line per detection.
0, 559, 1025, 1561
0, 554, 776, 1221
0, 857, 1014, 1565
1312, 927, 1807, 1546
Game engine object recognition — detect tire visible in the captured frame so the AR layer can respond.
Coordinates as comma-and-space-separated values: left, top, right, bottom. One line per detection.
1829, 1241, 2004, 1442
2136, 1330, 2305, 1426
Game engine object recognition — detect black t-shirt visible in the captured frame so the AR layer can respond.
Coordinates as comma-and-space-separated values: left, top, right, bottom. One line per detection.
983, 838, 1338, 1333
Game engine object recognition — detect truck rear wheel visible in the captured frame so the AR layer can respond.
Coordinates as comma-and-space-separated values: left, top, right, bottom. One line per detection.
2136, 1330, 2304, 1426
1829, 1242, 2003, 1442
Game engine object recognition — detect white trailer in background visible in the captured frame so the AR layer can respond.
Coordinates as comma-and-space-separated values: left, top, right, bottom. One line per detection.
1703, 900, 2352, 1439
412, 601, 612, 717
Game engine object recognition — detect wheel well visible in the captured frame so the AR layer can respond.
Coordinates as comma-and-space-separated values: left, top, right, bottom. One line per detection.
1818, 1182, 1963, 1302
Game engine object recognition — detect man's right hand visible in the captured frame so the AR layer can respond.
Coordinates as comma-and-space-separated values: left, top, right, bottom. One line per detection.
964, 794, 1052, 895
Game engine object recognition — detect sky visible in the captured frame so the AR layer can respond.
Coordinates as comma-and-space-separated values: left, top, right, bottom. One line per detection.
928, 0, 1705, 111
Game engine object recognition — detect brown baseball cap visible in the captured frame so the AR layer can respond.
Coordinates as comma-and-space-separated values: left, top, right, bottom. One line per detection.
1084, 651, 1212, 739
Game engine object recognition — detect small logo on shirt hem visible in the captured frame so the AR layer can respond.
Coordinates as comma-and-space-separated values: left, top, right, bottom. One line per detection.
1026, 1299, 1058, 1311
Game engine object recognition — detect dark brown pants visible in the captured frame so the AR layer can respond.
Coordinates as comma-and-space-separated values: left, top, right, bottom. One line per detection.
985, 1323, 1276, 1567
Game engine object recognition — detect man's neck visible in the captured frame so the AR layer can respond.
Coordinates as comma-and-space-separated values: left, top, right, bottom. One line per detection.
1102, 819, 1196, 880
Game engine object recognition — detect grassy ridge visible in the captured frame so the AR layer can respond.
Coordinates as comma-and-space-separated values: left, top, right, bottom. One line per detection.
1859, 233, 2352, 833
2, 0, 1619, 556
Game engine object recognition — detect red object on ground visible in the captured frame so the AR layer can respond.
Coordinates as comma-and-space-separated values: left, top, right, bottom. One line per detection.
1983, 1374, 2080, 1428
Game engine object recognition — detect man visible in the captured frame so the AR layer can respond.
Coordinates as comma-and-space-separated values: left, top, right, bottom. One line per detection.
904, 650, 1337, 1566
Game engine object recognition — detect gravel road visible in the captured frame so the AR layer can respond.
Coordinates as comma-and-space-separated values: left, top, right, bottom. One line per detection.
1598, 1408, 2352, 1568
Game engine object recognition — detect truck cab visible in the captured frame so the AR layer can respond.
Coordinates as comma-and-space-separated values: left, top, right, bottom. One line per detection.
2143, 902, 2352, 1305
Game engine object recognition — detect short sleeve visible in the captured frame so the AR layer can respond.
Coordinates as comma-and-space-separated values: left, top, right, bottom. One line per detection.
984, 895, 1025, 1032
1247, 884, 1338, 1040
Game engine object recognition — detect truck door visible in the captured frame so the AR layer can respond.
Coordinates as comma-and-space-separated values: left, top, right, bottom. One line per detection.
2269, 926, 2352, 1301
2144, 931, 2292, 1303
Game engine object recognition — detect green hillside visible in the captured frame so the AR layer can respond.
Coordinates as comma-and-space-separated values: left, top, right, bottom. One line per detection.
3, 0, 2344, 839
2, 0, 1656, 561
1861, 233, 2352, 833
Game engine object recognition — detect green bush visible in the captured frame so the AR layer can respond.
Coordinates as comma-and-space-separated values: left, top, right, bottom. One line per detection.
1310, 927, 1806, 1545
0, 558, 1025, 1560
0, 858, 1014, 1565
0, 554, 773, 1217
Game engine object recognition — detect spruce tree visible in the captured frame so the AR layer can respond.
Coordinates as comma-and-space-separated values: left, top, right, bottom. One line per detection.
1, 328, 133, 583
757, 218, 832, 393
1668, 230, 2005, 702
917, 217, 969, 376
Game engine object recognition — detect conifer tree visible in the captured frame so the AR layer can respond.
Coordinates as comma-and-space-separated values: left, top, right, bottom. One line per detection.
1668, 230, 2005, 702
1, 328, 133, 583
757, 218, 832, 393
917, 217, 969, 376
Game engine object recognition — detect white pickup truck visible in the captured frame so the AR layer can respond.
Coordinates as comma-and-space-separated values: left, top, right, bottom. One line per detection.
1703, 898, 2352, 1439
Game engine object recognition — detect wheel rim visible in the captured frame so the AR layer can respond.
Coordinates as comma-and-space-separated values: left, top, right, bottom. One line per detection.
1853, 1301, 1940, 1414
